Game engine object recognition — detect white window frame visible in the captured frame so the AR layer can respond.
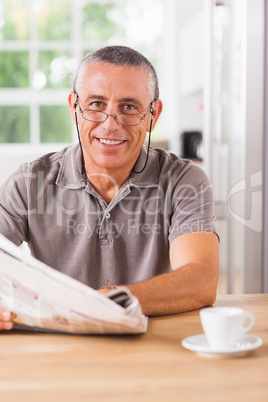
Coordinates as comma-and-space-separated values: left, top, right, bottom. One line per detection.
0, 0, 168, 148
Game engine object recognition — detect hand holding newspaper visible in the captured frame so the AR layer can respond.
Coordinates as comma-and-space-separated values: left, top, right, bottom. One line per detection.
0, 234, 147, 334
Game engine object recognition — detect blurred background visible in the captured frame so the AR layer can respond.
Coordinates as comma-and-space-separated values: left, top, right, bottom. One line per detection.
0, 0, 267, 295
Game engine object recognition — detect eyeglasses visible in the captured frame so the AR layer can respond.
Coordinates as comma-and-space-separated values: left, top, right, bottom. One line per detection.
75, 95, 153, 127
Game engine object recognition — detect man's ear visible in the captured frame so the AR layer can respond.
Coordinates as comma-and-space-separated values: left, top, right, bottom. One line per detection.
147, 99, 163, 132
68, 92, 78, 124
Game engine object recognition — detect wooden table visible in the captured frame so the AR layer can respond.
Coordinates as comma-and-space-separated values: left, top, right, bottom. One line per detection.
0, 294, 267, 402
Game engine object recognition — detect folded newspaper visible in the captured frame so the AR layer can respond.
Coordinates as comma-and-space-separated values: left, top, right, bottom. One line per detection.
0, 234, 147, 334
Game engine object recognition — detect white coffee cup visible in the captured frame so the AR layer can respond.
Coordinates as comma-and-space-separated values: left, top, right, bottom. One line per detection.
200, 307, 255, 350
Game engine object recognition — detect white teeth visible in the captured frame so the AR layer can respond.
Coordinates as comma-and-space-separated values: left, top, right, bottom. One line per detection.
99, 139, 124, 146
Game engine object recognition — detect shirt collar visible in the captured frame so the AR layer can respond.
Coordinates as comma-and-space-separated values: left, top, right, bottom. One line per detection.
56, 144, 159, 189
127, 145, 159, 187
56, 144, 86, 189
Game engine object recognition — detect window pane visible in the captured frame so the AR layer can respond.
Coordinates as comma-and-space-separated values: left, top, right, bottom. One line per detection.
83, 2, 117, 41
0, 106, 30, 143
40, 106, 72, 143
0, 1, 30, 40
38, 51, 74, 89
0, 51, 29, 88
37, 2, 71, 41
83, 49, 95, 58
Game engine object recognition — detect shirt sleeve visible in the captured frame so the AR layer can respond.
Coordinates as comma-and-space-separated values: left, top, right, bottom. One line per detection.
168, 162, 218, 243
0, 164, 30, 246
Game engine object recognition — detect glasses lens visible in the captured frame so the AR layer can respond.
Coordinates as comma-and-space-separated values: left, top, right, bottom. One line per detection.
82, 110, 105, 122
82, 110, 141, 126
117, 114, 141, 126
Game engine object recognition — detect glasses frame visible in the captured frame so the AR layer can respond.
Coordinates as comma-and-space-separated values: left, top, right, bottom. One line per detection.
75, 94, 153, 127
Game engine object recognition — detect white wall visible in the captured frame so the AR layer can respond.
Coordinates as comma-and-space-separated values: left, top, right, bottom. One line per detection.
160, 0, 203, 154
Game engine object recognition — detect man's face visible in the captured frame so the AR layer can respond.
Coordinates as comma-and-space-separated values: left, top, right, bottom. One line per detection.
69, 62, 162, 178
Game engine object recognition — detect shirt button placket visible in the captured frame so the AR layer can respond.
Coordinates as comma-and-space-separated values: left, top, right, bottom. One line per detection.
99, 211, 113, 246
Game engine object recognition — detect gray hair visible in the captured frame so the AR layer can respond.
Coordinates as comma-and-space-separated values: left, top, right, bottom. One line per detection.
73, 45, 159, 101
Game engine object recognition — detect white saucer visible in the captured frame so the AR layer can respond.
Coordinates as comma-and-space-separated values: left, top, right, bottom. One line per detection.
181, 334, 263, 358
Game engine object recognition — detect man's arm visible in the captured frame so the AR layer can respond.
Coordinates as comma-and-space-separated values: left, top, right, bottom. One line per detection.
124, 231, 219, 316
0, 232, 218, 329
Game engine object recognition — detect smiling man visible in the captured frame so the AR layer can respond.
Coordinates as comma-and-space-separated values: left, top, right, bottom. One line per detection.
0, 46, 219, 330
69, 60, 162, 201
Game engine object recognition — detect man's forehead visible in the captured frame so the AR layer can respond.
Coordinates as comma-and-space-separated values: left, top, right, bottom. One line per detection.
80, 62, 152, 100
83, 62, 150, 85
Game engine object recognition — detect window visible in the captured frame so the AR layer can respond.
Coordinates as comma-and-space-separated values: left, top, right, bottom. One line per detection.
0, 0, 163, 145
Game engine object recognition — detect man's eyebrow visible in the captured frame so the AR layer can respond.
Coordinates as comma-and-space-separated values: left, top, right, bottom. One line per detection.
84, 95, 144, 108
119, 98, 143, 108
84, 94, 106, 103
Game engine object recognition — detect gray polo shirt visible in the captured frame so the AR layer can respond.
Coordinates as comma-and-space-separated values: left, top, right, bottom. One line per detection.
0, 144, 217, 289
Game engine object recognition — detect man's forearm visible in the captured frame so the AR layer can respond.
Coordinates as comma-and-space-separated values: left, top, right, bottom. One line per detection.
125, 263, 218, 316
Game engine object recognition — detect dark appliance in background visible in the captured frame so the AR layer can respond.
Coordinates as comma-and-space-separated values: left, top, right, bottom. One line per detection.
180, 131, 203, 161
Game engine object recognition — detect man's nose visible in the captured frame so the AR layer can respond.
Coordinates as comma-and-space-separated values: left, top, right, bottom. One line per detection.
101, 113, 121, 130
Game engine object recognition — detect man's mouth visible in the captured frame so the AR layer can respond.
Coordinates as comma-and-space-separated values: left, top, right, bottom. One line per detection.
98, 138, 125, 146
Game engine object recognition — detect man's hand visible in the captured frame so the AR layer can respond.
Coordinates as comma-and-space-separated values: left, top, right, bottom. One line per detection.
98, 280, 119, 295
0, 308, 16, 331
97, 288, 111, 295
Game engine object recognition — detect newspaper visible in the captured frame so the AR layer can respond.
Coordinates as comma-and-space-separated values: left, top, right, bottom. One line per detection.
0, 234, 147, 334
